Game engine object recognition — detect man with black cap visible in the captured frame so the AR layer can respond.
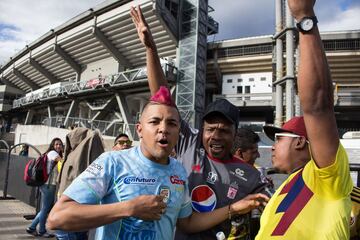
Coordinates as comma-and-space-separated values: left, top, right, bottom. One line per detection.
131, 6, 270, 240
255, 0, 352, 239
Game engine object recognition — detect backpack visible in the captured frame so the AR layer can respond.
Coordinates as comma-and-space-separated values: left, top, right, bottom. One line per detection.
24, 154, 50, 186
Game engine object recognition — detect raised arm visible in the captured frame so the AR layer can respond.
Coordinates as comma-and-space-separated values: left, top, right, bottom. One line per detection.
47, 195, 166, 231
288, 0, 339, 168
130, 5, 167, 95
177, 193, 268, 233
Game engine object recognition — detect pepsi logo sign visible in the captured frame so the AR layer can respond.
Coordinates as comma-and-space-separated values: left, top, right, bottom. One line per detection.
191, 185, 217, 212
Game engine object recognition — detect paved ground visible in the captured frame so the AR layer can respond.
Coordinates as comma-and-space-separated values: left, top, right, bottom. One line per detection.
0, 191, 55, 240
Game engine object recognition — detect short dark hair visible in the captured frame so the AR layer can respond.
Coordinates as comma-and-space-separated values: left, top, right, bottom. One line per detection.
114, 133, 129, 144
232, 128, 260, 153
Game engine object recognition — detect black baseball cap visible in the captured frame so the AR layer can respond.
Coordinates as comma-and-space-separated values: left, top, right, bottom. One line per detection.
203, 99, 240, 128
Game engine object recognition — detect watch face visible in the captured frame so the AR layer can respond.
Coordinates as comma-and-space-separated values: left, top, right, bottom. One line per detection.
301, 18, 314, 31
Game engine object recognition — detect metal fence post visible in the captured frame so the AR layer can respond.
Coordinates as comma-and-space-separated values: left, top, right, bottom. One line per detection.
0, 140, 10, 199
2, 142, 41, 199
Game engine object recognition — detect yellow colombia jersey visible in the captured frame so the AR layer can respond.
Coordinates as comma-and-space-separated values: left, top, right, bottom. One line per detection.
350, 186, 360, 238
256, 144, 353, 240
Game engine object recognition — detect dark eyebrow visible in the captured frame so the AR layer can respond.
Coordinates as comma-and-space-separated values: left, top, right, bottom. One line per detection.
167, 118, 179, 123
148, 117, 161, 121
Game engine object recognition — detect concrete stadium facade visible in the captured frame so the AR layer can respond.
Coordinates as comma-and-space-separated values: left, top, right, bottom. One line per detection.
0, 0, 359, 139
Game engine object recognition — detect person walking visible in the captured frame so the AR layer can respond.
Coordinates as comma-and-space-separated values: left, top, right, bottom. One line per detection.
26, 137, 64, 238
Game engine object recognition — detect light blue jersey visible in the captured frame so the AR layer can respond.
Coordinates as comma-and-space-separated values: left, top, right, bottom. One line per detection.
64, 146, 192, 240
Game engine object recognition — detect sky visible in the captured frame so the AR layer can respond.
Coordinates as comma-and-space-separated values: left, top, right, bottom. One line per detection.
0, 0, 360, 66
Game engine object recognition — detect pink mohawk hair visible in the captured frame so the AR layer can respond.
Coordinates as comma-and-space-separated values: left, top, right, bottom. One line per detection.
149, 86, 176, 107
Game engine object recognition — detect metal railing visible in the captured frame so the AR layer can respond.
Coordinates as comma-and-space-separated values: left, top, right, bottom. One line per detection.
213, 93, 274, 107
42, 117, 138, 139
13, 63, 177, 108
324, 39, 360, 51
216, 43, 273, 58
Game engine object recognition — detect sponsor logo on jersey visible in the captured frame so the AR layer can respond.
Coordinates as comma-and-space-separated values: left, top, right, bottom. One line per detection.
227, 186, 238, 199
230, 168, 248, 181
191, 185, 217, 212
86, 163, 103, 176
123, 176, 156, 185
206, 171, 218, 184
170, 175, 185, 185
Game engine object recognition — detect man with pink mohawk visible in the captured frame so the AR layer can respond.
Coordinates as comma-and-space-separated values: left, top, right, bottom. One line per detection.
47, 86, 268, 240
131, 5, 272, 240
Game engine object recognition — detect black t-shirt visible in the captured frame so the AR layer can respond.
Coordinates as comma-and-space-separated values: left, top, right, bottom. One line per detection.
174, 120, 269, 240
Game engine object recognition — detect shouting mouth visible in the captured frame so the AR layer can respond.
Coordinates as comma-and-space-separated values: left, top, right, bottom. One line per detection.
209, 143, 224, 153
158, 138, 169, 148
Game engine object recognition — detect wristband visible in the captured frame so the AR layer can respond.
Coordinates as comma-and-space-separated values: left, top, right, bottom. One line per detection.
228, 204, 232, 220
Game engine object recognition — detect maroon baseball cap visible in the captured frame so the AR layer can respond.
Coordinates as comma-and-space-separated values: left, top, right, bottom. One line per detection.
263, 116, 308, 141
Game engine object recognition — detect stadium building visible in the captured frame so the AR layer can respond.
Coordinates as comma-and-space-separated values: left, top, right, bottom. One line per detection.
0, 0, 359, 143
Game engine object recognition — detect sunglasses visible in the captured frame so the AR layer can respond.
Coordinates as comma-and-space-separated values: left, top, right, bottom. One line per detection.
274, 133, 308, 143
115, 140, 132, 146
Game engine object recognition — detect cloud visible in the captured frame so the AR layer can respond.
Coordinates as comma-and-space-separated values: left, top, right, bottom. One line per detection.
208, 0, 275, 40
0, 0, 103, 65
319, 6, 360, 32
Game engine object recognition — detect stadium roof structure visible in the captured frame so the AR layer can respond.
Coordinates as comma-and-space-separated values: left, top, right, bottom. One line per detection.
0, 0, 178, 93
206, 30, 360, 86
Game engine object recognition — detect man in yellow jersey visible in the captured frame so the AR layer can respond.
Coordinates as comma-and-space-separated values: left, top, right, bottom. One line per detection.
255, 0, 353, 239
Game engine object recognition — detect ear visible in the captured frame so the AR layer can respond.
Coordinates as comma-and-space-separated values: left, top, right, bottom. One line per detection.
234, 148, 243, 158
135, 123, 142, 139
294, 136, 307, 150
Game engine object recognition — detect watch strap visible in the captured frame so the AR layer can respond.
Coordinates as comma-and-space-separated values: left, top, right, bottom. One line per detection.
296, 16, 318, 33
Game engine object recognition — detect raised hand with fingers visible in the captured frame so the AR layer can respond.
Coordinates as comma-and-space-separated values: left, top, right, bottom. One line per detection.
230, 193, 269, 216
128, 195, 167, 221
130, 5, 157, 50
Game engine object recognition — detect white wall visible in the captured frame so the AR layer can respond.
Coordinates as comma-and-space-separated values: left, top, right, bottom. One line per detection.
14, 124, 140, 156
15, 125, 70, 146
222, 72, 272, 100
81, 57, 119, 81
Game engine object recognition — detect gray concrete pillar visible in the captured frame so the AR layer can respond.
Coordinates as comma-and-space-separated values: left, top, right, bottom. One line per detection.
285, 0, 295, 121
275, 0, 284, 127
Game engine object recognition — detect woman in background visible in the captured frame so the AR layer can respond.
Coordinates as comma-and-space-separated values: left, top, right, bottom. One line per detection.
26, 137, 63, 238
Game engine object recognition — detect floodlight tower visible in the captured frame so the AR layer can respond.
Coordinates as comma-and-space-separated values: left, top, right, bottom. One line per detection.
176, 0, 218, 128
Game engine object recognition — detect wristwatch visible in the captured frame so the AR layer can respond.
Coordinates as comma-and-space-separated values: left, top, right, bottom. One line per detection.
296, 16, 318, 33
